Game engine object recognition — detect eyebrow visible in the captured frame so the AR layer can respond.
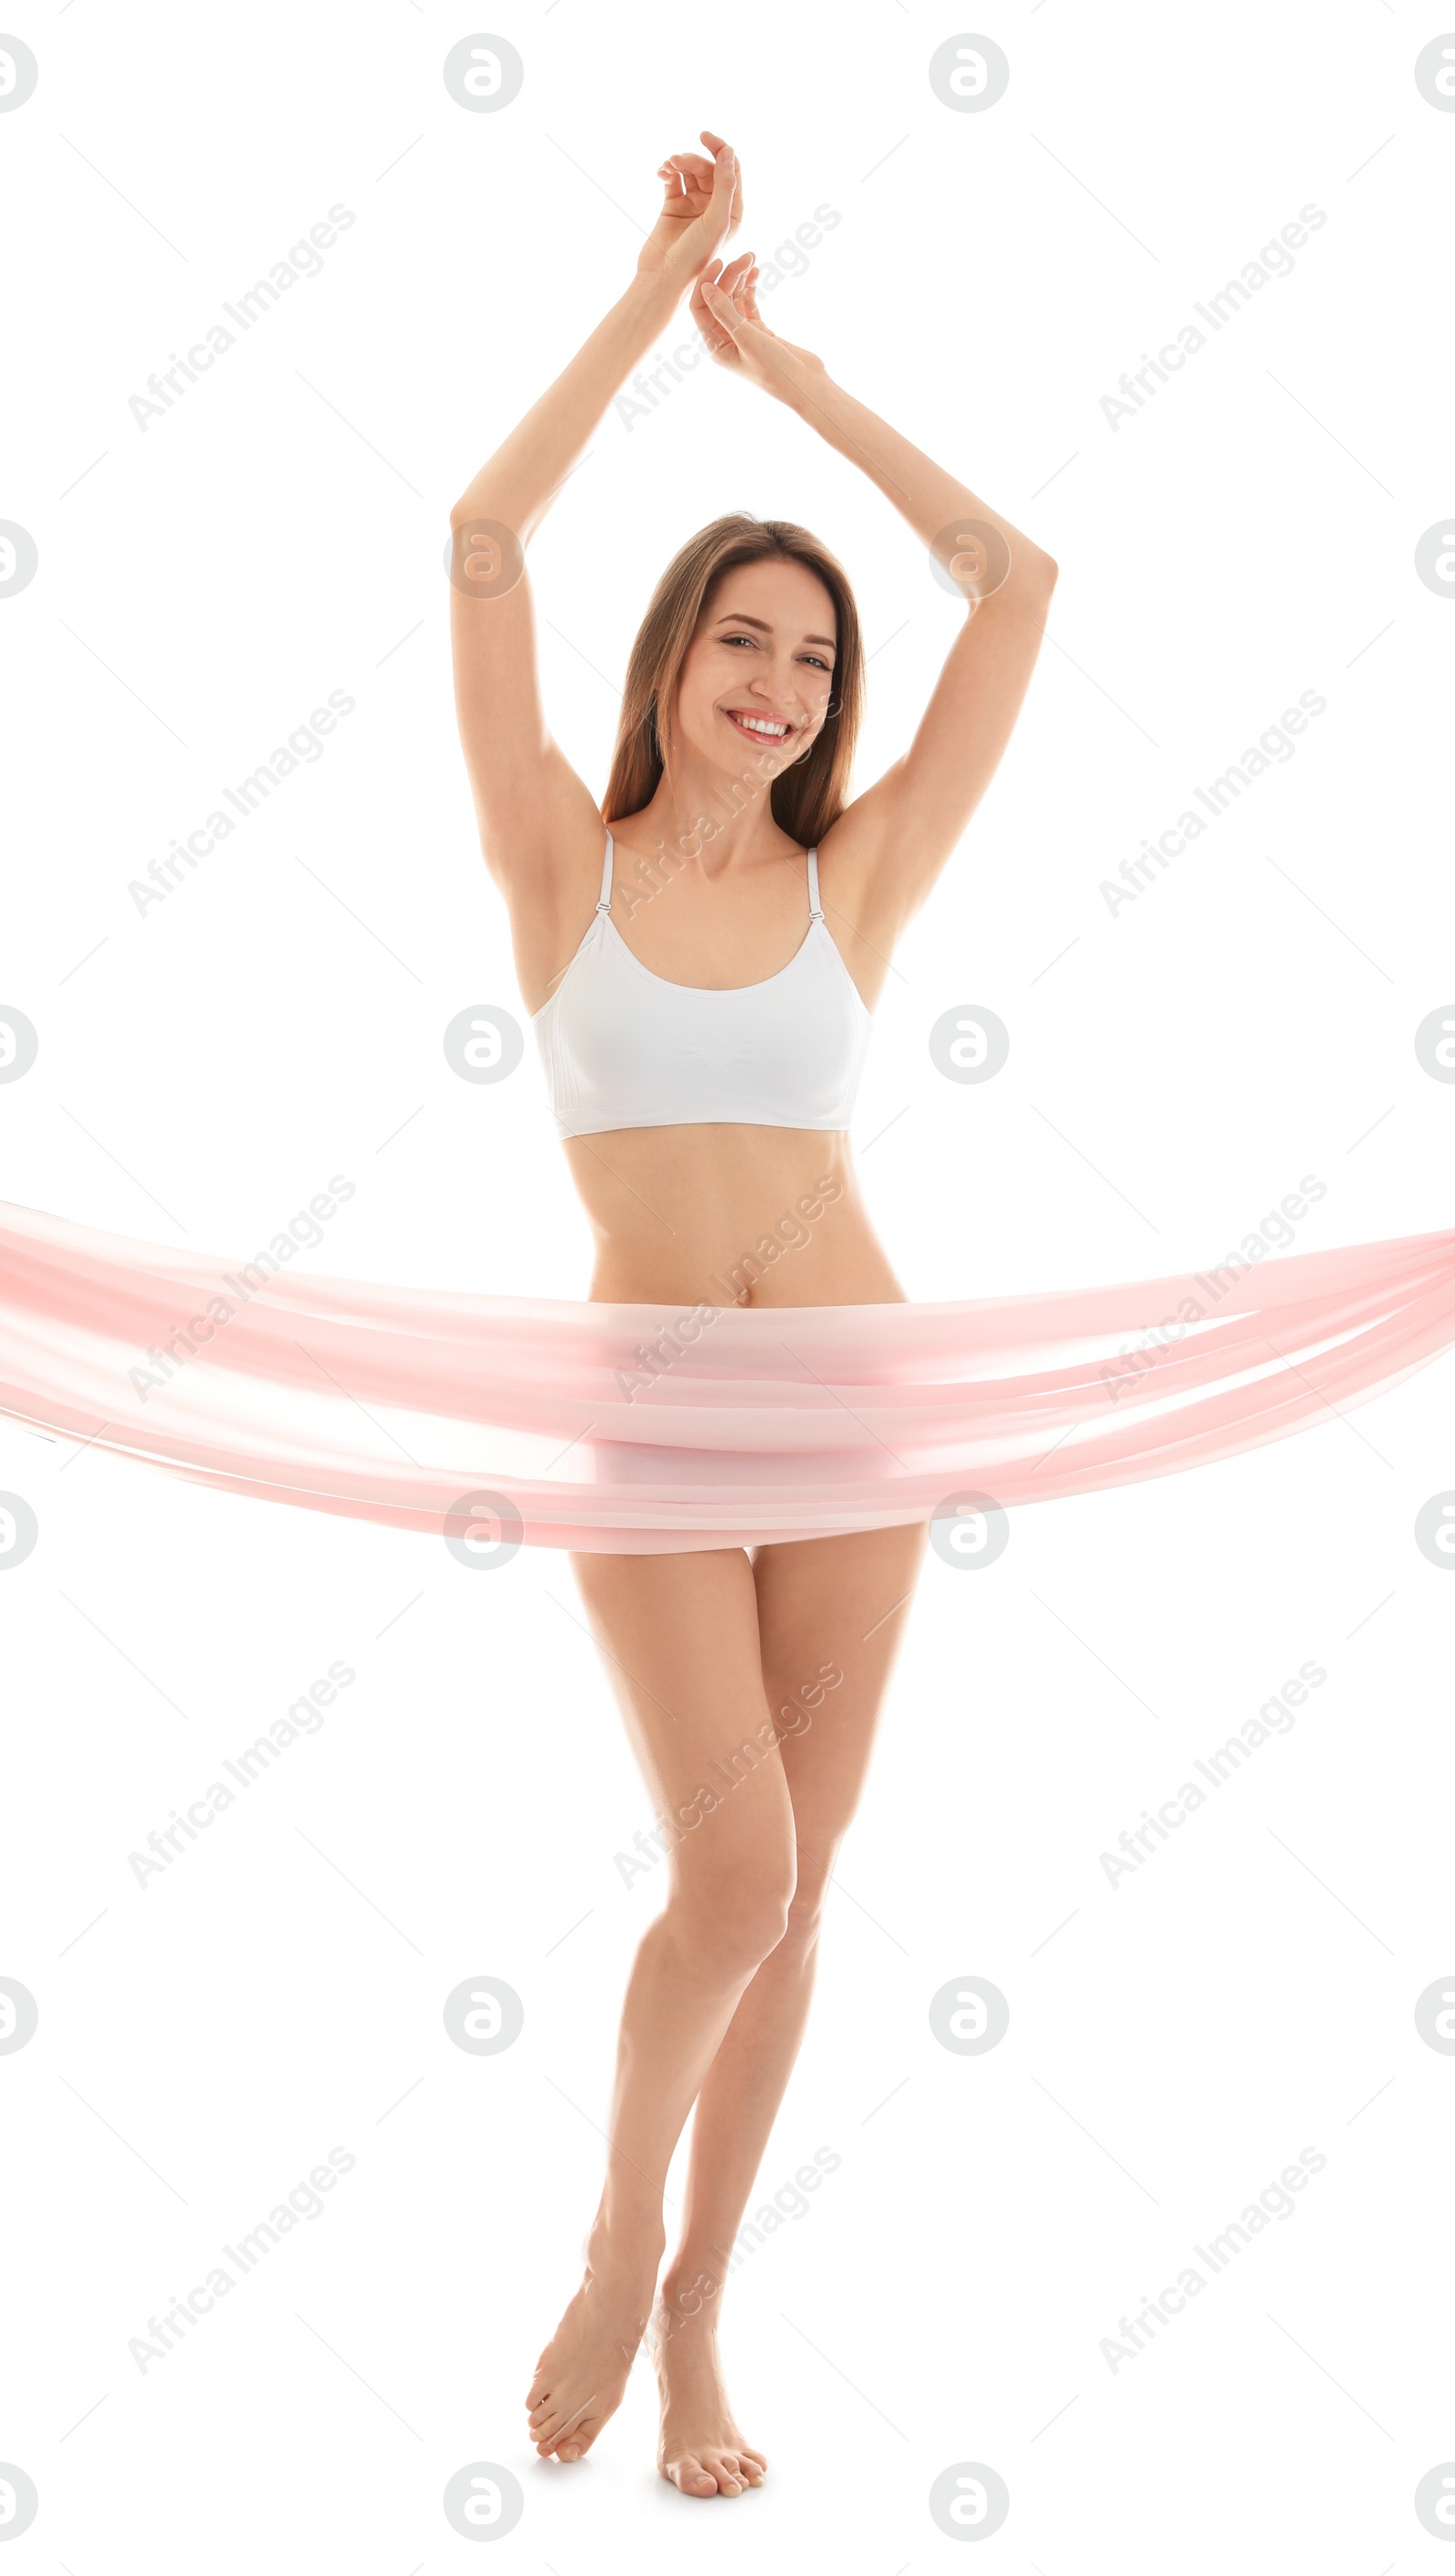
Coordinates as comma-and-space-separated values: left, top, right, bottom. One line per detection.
712, 610, 837, 650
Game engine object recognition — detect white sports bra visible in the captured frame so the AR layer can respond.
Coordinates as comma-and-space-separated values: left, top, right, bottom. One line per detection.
532, 831, 873, 1138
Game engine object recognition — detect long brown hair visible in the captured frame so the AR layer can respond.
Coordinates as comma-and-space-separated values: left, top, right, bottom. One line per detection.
602, 515, 864, 847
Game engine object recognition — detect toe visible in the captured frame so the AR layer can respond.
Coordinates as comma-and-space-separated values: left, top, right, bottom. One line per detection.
703, 2451, 745, 2494
560, 2413, 602, 2462
667, 2454, 718, 2496
542, 2397, 597, 2460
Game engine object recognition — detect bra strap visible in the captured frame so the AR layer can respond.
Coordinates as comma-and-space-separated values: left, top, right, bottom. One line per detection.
596, 830, 614, 915
806, 846, 824, 921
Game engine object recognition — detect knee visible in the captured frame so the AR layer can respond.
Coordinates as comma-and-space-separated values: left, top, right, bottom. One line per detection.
777, 1889, 827, 1968
667, 1864, 796, 1980
776, 1845, 838, 1966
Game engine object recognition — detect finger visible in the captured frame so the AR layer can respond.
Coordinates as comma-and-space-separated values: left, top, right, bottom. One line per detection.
658, 151, 715, 190
704, 270, 754, 325
689, 259, 727, 322
695, 277, 744, 355
688, 267, 720, 314
698, 277, 747, 343
716, 256, 756, 327
707, 140, 738, 217
698, 129, 741, 211
656, 165, 707, 214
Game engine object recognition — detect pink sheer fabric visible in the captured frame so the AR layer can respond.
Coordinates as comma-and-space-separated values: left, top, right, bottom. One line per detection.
1, 1198, 1451, 1554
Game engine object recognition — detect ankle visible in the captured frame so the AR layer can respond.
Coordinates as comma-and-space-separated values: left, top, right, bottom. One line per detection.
657, 2250, 731, 2332
585, 2210, 666, 2285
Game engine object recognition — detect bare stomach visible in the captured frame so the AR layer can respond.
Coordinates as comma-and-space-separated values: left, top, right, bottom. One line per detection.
561, 1125, 907, 1309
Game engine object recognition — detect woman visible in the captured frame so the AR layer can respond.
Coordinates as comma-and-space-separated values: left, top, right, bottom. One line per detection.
448, 132, 1057, 2500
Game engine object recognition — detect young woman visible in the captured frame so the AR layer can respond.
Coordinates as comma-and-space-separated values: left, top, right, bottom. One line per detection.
448, 133, 1057, 2500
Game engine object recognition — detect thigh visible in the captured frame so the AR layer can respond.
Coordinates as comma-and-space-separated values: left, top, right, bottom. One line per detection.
568, 1545, 796, 1895
749, 1521, 928, 1863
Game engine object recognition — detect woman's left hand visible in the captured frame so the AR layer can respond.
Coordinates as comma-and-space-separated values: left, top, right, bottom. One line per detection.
637, 133, 743, 297
689, 256, 827, 404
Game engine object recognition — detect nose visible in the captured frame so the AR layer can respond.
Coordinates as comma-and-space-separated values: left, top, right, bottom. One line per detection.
750, 658, 810, 713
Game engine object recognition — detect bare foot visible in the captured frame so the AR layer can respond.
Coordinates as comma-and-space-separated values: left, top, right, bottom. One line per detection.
526, 2243, 658, 2463
650, 2269, 768, 2499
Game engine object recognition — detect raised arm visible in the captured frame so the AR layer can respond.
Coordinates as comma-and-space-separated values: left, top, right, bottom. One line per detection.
449, 136, 743, 892
690, 259, 1058, 944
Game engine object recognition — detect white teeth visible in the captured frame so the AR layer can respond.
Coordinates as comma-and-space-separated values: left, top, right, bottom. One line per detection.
733, 714, 789, 736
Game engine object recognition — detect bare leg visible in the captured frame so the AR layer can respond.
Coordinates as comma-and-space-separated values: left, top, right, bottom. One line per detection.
651, 1522, 928, 2490
525, 1545, 796, 2476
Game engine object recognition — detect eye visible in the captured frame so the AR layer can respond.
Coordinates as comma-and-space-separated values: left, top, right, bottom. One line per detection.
721, 632, 758, 649
801, 652, 833, 671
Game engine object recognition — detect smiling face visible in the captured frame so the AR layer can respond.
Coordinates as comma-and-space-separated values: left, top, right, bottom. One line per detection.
669, 555, 838, 781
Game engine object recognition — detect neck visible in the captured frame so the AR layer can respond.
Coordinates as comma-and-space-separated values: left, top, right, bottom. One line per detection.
626, 747, 800, 875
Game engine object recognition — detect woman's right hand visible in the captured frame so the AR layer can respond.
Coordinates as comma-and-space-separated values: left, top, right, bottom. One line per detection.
688, 255, 828, 405
636, 132, 743, 297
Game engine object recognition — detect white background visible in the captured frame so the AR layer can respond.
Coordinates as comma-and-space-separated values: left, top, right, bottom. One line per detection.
3, 0, 1454, 2565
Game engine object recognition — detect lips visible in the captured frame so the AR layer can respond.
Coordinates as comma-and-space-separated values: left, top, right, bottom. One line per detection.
724, 708, 794, 744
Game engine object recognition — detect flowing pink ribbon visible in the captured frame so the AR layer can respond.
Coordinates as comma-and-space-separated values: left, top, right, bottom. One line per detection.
1, 1199, 1451, 1552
